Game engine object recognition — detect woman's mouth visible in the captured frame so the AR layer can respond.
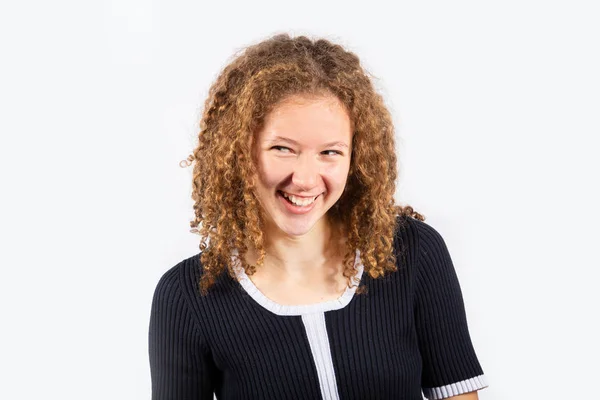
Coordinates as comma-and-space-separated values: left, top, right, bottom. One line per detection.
278, 191, 320, 207
275, 191, 323, 216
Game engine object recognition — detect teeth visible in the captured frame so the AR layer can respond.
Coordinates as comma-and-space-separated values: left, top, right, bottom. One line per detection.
281, 192, 318, 206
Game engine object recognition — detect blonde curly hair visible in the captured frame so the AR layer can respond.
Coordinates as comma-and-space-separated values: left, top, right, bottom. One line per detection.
180, 33, 425, 295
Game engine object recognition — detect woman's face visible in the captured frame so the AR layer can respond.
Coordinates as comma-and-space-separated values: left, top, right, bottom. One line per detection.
253, 94, 353, 238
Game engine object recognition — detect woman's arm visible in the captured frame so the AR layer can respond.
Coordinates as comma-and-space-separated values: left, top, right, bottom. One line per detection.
149, 265, 216, 399
447, 391, 479, 399
411, 218, 488, 399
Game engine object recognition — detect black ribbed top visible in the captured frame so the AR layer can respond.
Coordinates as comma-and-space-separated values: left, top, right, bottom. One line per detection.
149, 216, 487, 399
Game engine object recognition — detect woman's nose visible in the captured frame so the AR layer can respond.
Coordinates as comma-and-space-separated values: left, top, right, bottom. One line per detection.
291, 156, 318, 191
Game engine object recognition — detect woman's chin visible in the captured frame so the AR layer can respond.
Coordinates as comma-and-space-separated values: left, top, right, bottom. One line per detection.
275, 220, 315, 237
270, 213, 325, 238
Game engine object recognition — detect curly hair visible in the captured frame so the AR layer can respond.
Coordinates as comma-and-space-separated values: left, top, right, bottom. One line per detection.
180, 33, 425, 296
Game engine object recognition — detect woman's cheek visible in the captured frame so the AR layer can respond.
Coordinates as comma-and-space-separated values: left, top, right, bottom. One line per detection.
259, 156, 289, 185
323, 162, 350, 184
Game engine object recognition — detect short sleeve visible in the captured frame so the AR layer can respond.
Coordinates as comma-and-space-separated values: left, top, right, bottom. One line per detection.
413, 221, 488, 399
148, 264, 216, 399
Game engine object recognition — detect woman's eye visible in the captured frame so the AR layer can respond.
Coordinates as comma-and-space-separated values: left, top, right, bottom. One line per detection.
272, 146, 292, 153
322, 150, 342, 156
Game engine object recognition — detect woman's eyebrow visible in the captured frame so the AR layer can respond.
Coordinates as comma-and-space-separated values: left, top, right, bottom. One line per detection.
267, 136, 348, 148
323, 141, 349, 148
266, 136, 299, 146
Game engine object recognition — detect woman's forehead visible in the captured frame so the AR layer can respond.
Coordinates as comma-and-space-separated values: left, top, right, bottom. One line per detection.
258, 95, 352, 145
275, 93, 343, 109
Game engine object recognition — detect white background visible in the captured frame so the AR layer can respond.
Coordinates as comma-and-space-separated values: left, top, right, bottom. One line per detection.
1, 0, 598, 399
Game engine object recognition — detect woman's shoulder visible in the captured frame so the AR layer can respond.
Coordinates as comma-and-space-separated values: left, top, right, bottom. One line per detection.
392, 214, 454, 272
394, 214, 449, 248
394, 214, 467, 293
395, 212, 443, 235
152, 253, 207, 301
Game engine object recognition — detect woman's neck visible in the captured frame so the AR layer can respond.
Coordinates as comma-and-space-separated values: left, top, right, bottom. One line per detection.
244, 214, 347, 278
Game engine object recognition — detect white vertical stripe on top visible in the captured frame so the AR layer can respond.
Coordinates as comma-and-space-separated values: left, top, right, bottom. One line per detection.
301, 312, 340, 400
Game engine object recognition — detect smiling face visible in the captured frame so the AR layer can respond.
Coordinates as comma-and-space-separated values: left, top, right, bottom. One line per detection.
252, 94, 353, 238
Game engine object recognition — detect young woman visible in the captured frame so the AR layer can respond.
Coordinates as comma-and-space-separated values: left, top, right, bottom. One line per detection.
149, 33, 488, 400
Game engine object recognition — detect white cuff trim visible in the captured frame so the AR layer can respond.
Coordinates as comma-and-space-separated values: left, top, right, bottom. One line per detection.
422, 374, 488, 399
